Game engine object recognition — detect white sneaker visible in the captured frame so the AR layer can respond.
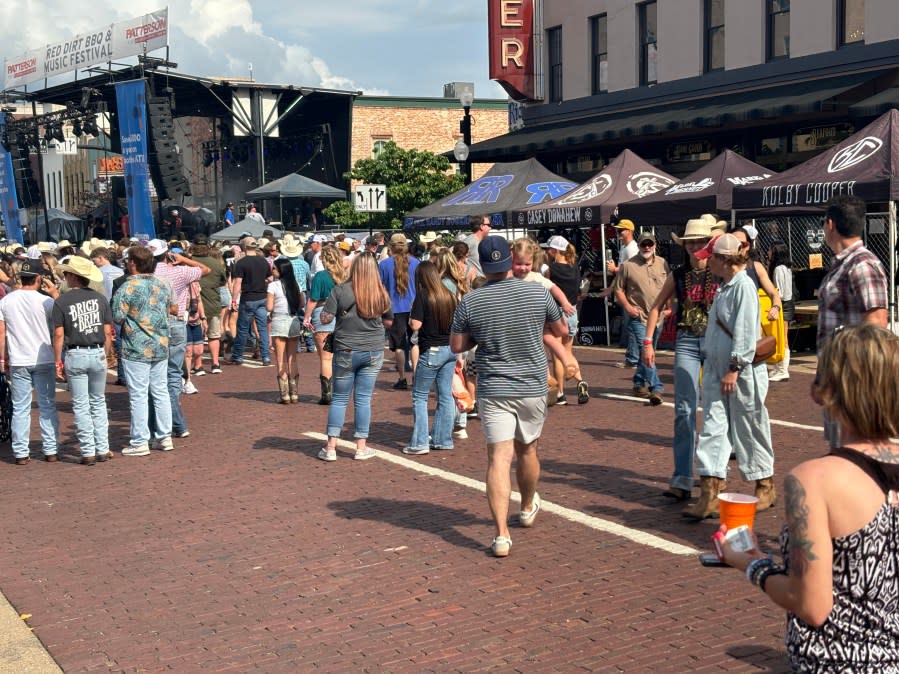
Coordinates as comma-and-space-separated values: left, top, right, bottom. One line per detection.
182, 380, 199, 395
121, 444, 150, 457
453, 428, 468, 439
150, 436, 174, 451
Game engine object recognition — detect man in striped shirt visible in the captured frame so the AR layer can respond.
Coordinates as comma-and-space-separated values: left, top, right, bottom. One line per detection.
451, 235, 568, 558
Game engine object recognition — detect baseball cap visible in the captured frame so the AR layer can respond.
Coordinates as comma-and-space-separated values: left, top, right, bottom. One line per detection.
694, 234, 744, 260
547, 235, 570, 251
478, 235, 512, 274
312, 234, 327, 244
147, 239, 168, 256
614, 219, 635, 231
242, 237, 258, 250
365, 236, 378, 246
742, 224, 759, 241
637, 231, 656, 245
19, 259, 45, 276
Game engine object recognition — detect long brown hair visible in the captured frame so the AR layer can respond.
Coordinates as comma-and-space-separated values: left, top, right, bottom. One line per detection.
390, 237, 411, 296
321, 246, 347, 284
415, 260, 457, 333
349, 253, 391, 319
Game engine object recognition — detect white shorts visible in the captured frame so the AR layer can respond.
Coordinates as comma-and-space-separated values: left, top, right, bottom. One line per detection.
480, 396, 548, 445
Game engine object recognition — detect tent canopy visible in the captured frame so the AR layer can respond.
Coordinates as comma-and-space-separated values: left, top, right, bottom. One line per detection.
245, 173, 346, 200
617, 150, 777, 226
32, 208, 87, 243
209, 218, 284, 241
403, 158, 577, 231
511, 149, 677, 228
732, 108, 899, 215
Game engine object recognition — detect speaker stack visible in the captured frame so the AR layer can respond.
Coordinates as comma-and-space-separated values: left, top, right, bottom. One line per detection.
146, 96, 191, 200
6, 138, 40, 208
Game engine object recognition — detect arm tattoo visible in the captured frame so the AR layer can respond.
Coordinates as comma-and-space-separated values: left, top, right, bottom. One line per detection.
785, 474, 818, 577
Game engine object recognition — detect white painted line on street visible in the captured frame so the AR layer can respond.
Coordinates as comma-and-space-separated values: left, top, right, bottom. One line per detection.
599, 392, 824, 432
304, 431, 697, 557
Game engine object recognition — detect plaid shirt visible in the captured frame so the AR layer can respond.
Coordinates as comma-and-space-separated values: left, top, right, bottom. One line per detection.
816, 240, 887, 351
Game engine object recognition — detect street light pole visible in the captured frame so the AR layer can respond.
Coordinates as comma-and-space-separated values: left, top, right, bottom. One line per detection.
452, 87, 475, 185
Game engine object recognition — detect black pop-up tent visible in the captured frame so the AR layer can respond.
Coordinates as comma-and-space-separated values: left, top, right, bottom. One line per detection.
732, 108, 899, 331
510, 149, 677, 229
617, 150, 777, 226
403, 158, 577, 231
32, 208, 87, 243
732, 108, 899, 215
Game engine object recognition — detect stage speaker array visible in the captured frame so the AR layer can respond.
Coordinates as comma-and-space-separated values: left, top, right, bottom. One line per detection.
6, 139, 40, 208
146, 96, 191, 200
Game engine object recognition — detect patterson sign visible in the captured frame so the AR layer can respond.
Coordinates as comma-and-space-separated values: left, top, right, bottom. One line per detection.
488, 0, 544, 102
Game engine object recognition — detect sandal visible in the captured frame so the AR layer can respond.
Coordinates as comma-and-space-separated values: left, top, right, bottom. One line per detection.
491, 536, 512, 558
317, 448, 337, 462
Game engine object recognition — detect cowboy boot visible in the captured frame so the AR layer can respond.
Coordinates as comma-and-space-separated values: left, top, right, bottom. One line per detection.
754, 477, 777, 512
277, 375, 290, 404
289, 375, 300, 403
682, 476, 725, 521
318, 375, 332, 405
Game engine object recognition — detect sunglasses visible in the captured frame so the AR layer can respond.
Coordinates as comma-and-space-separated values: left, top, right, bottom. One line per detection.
639, 241, 655, 248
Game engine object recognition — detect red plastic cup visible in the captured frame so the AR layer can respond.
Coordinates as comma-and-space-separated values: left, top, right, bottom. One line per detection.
718, 493, 759, 530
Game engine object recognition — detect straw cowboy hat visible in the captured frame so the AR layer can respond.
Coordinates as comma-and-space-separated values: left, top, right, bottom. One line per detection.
56, 255, 103, 283
671, 218, 713, 245
281, 235, 302, 258
80, 237, 105, 256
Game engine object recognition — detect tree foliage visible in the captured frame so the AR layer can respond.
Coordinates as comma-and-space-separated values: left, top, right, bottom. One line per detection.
324, 142, 464, 230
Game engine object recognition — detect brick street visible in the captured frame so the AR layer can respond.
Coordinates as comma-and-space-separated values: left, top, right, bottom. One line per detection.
0, 345, 823, 672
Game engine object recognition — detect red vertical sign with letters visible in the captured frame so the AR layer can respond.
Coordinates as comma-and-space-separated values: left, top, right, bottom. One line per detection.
488, 0, 541, 102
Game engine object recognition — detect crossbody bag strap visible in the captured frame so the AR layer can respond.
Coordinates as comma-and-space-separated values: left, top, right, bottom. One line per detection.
715, 315, 733, 338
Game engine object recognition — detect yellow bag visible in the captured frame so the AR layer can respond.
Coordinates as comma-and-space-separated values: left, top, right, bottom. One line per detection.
758, 289, 786, 364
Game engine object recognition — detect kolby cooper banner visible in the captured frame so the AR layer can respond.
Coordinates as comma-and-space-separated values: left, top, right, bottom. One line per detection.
0, 113, 24, 244
114, 80, 155, 239
4, 8, 168, 90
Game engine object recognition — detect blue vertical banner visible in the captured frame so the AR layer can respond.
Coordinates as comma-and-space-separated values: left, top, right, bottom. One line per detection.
0, 113, 24, 244
114, 79, 156, 239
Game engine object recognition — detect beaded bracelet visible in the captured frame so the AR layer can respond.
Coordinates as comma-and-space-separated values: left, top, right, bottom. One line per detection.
745, 557, 774, 585
757, 566, 787, 593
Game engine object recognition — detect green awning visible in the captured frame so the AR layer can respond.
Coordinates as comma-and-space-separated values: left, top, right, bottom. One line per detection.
468, 73, 876, 162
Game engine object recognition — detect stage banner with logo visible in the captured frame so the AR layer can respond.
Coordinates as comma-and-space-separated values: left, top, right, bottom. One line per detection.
3, 8, 168, 90
114, 80, 155, 239
0, 113, 24, 244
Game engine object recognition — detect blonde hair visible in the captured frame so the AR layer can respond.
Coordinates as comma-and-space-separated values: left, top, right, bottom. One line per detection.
349, 253, 391, 319
321, 246, 347, 284
512, 237, 537, 261
816, 324, 899, 440
434, 248, 468, 295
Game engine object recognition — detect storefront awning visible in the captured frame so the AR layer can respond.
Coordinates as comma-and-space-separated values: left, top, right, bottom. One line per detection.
849, 86, 899, 117
468, 73, 876, 162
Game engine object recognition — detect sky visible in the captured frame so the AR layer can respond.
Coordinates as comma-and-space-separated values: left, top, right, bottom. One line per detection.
0, 1, 508, 101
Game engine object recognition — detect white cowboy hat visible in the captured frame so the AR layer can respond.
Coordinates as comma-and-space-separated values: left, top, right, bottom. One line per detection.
56, 256, 103, 283
671, 218, 713, 245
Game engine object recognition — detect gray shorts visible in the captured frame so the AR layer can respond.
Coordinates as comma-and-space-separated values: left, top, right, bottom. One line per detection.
480, 396, 548, 445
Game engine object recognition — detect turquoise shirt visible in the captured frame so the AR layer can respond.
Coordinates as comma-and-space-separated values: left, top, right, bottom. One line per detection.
112, 275, 174, 363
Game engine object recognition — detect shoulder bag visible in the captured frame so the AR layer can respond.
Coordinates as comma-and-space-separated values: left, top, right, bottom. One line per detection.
715, 317, 776, 365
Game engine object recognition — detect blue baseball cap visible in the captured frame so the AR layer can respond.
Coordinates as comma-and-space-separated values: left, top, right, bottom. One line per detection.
478, 235, 512, 274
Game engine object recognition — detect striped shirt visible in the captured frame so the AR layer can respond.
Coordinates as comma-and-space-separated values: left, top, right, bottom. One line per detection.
816, 240, 887, 352
451, 277, 561, 399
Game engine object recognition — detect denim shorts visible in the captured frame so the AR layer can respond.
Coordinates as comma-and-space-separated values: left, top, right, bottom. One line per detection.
186, 322, 204, 345
566, 309, 579, 337
271, 313, 302, 338
312, 305, 335, 333
219, 286, 232, 307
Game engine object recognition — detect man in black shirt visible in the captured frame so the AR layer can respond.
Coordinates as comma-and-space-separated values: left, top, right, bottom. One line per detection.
228, 237, 272, 365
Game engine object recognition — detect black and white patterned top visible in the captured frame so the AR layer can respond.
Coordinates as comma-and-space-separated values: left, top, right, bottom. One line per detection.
781, 447, 899, 673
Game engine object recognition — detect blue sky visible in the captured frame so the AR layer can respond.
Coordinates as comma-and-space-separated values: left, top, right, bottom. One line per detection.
1, 1, 508, 101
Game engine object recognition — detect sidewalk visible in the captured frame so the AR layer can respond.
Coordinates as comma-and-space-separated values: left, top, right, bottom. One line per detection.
0, 346, 815, 671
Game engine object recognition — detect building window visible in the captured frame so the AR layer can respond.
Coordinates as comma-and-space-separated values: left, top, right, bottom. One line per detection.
766, 0, 790, 61
839, 0, 865, 46
547, 26, 563, 102
704, 0, 725, 72
638, 2, 658, 86
372, 139, 390, 158
590, 14, 608, 94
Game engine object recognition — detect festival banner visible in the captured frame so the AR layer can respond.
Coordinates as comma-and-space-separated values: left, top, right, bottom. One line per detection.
114, 80, 155, 239
0, 113, 24, 244
3, 8, 168, 90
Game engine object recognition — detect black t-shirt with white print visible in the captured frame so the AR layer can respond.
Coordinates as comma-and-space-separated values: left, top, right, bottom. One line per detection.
52, 288, 113, 347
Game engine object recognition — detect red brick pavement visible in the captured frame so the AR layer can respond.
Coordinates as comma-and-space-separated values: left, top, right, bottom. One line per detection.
0, 347, 822, 672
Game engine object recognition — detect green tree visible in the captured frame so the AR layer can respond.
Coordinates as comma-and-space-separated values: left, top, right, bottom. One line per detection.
324, 142, 464, 230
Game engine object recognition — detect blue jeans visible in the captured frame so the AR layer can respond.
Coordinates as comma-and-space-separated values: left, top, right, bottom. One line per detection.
9, 363, 58, 459
670, 331, 704, 491
326, 350, 384, 439
123, 358, 172, 446
167, 319, 188, 435
629, 318, 663, 392
620, 306, 639, 364
232, 298, 270, 362
409, 345, 456, 450
64, 347, 109, 457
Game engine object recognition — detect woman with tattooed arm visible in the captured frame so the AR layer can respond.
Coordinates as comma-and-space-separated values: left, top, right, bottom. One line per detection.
720, 323, 899, 672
